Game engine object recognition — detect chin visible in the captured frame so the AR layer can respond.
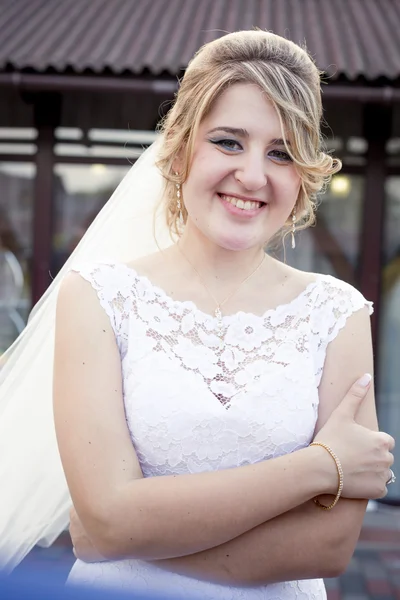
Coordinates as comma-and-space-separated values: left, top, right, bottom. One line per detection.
214, 232, 262, 252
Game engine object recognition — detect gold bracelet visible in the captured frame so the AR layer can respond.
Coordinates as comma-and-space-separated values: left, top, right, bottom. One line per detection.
309, 442, 344, 510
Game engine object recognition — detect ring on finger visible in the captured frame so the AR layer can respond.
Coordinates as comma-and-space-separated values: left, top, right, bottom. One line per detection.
387, 469, 396, 485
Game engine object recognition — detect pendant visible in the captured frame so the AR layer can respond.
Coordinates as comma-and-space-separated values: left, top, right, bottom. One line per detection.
215, 306, 224, 339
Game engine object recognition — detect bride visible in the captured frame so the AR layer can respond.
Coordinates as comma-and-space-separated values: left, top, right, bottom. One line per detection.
0, 30, 395, 600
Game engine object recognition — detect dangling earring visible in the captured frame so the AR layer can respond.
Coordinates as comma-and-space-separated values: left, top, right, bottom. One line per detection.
291, 208, 296, 250
174, 172, 184, 228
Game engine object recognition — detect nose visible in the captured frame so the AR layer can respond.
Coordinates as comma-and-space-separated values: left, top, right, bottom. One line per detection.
234, 154, 267, 191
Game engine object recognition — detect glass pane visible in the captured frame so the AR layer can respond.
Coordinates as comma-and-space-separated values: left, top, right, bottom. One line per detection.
52, 164, 130, 275
377, 176, 400, 500
0, 128, 37, 140
0, 162, 35, 354
54, 129, 156, 159
322, 135, 367, 168
88, 129, 157, 145
54, 144, 143, 159
281, 174, 363, 284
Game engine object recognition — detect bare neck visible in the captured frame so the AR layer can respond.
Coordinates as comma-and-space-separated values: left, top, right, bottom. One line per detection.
176, 223, 266, 286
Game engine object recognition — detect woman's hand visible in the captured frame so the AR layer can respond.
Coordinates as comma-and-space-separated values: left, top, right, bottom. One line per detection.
314, 374, 395, 500
69, 507, 106, 563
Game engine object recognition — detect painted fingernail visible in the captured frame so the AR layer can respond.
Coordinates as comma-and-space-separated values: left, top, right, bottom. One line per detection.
357, 373, 372, 387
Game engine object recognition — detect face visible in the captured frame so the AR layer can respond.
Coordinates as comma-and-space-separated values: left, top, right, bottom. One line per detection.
179, 83, 302, 252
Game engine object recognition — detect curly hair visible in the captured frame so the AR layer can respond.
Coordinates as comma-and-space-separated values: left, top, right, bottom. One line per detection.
156, 29, 341, 239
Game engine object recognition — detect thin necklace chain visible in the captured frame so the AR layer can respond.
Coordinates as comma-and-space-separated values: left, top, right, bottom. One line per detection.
177, 243, 266, 338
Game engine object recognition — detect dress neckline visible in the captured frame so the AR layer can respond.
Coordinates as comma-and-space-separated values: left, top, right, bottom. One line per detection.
106, 261, 326, 323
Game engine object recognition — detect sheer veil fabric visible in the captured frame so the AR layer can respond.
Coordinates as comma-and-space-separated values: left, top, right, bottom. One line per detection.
0, 137, 173, 571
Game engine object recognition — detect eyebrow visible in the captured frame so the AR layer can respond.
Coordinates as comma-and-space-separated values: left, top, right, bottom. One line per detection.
207, 126, 249, 137
207, 126, 290, 146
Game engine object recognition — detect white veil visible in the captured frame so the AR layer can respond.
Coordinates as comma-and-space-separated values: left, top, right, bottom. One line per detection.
0, 137, 173, 572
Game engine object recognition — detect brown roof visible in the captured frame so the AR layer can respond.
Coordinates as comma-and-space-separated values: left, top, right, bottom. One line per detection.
0, 0, 400, 81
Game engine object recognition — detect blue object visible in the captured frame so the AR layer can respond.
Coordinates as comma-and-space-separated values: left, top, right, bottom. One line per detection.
0, 569, 175, 600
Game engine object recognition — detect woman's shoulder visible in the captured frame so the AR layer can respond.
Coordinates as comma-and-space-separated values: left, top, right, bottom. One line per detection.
56, 265, 119, 340
125, 249, 174, 283
60, 251, 171, 311
59, 261, 141, 334
271, 262, 373, 326
64, 260, 141, 293
311, 272, 373, 315
69, 259, 131, 278
273, 267, 373, 366
289, 268, 373, 346
275, 261, 370, 305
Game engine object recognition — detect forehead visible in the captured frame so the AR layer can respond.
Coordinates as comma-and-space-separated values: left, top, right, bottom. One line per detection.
201, 83, 284, 136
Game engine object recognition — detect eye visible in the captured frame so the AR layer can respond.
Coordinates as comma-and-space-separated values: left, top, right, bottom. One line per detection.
209, 138, 243, 152
269, 149, 292, 162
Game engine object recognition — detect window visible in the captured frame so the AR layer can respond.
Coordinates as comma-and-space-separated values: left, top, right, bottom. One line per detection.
0, 162, 35, 353
377, 176, 400, 499
51, 164, 130, 276
282, 174, 363, 284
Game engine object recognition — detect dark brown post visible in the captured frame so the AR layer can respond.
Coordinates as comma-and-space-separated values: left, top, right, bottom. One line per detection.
359, 104, 392, 357
32, 94, 61, 305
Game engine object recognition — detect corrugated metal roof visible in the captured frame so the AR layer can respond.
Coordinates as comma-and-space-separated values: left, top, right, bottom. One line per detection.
0, 0, 399, 81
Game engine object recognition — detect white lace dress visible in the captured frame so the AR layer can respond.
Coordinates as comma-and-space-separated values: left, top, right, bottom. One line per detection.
66, 262, 372, 599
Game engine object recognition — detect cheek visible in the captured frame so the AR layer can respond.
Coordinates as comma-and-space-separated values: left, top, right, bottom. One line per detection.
192, 148, 232, 188
277, 171, 301, 205
183, 162, 231, 214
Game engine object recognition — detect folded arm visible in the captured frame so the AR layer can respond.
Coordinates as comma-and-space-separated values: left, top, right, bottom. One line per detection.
54, 272, 337, 562
151, 306, 376, 585
153, 497, 366, 585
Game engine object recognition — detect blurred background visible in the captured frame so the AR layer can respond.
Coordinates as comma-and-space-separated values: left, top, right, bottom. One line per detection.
0, 1, 400, 588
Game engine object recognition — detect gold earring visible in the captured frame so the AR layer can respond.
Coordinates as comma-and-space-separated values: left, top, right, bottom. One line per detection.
291, 208, 296, 250
174, 172, 184, 228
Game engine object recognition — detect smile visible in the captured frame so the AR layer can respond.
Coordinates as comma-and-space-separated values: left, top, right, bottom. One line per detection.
218, 193, 266, 217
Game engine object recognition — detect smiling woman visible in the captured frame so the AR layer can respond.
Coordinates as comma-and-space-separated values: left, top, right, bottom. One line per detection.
0, 30, 395, 600
157, 32, 340, 243
171, 84, 302, 252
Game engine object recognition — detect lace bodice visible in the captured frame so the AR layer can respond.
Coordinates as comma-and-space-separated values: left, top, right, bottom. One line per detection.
67, 261, 372, 599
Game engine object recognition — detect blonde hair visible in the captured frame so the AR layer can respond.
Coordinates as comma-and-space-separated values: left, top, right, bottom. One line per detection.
156, 29, 341, 238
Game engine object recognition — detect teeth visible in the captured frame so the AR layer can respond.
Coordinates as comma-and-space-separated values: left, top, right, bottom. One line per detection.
221, 195, 262, 210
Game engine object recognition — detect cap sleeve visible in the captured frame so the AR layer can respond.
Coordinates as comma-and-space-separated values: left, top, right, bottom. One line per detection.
311, 275, 373, 386
70, 262, 133, 353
